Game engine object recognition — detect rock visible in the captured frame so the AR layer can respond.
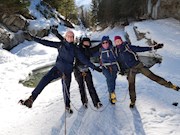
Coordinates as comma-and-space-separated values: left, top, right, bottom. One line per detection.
146, 0, 180, 20
1, 14, 28, 32
158, 0, 180, 20
0, 24, 25, 50
37, 1, 74, 28
36, 29, 49, 38
0, 11, 51, 49
0, 26, 11, 49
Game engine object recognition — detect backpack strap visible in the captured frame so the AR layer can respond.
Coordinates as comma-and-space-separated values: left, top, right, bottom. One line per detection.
99, 47, 103, 66
125, 43, 139, 61
99, 47, 121, 71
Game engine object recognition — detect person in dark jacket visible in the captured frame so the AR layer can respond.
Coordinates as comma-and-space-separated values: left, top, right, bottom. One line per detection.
99, 36, 120, 104
19, 31, 102, 113
50, 28, 102, 109
73, 37, 102, 109
114, 36, 180, 108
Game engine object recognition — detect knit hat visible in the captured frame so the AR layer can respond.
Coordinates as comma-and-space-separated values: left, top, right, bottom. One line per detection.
82, 37, 90, 42
114, 36, 122, 41
101, 36, 109, 43
80, 37, 91, 47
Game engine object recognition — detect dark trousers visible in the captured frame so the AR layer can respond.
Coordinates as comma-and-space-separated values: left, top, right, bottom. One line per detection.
127, 62, 174, 103
74, 68, 100, 106
32, 66, 71, 107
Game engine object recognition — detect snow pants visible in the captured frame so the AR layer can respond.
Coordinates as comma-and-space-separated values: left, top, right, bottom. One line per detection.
32, 66, 71, 107
127, 62, 174, 103
102, 65, 118, 94
74, 68, 100, 106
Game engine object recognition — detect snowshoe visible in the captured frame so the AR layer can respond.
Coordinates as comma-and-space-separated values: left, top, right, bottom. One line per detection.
129, 102, 135, 108
95, 102, 103, 109
65, 107, 73, 114
19, 96, 34, 108
109, 92, 117, 104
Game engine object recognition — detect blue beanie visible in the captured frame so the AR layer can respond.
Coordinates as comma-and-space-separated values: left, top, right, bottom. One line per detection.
101, 36, 109, 43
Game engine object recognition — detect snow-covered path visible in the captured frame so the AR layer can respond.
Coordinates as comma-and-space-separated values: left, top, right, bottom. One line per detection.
0, 18, 180, 135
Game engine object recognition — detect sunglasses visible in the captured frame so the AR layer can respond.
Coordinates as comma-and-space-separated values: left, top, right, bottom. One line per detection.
102, 41, 108, 44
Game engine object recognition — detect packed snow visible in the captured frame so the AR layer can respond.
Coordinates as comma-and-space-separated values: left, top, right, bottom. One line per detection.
0, 0, 180, 134
0, 18, 180, 135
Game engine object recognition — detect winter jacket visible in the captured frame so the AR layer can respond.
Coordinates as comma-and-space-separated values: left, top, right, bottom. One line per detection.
116, 42, 152, 70
33, 37, 96, 74
100, 44, 117, 67
74, 43, 92, 68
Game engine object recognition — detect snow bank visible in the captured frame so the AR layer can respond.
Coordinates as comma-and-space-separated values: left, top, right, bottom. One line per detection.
134, 18, 180, 58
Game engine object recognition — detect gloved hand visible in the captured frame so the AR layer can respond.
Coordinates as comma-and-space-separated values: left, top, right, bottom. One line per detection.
23, 32, 33, 41
176, 86, 180, 91
119, 70, 125, 75
51, 25, 58, 29
154, 43, 164, 50
51, 26, 58, 34
94, 66, 102, 72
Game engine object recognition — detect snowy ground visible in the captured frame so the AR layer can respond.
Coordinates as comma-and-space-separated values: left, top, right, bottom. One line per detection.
0, 16, 180, 135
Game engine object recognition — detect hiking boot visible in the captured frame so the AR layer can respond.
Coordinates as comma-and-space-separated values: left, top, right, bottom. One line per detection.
65, 107, 73, 114
95, 102, 103, 109
129, 102, 135, 108
109, 92, 117, 104
172, 85, 180, 91
177, 86, 180, 91
19, 95, 34, 108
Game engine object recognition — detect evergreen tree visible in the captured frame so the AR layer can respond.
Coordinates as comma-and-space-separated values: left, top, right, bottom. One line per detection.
78, 6, 91, 28
91, 0, 100, 27
96, 0, 114, 27
84, 9, 91, 28
91, 0, 146, 27
0, 0, 29, 17
44, 0, 78, 22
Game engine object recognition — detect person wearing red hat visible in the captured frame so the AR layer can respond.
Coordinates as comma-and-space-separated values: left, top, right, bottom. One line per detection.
114, 36, 122, 41
114, 36, 180, 108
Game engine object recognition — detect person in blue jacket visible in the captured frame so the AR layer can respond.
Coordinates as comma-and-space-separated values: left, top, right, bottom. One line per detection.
19, 30, 102, 113
99, 36, 120, 104
114, 36, 180, 108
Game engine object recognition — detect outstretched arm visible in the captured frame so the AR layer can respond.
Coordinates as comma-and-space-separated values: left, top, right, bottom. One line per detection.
74, 47, 101, 72
129, 45, 152, 52
90, 43, 101, 54
33, 36, 62, 48
23, 32, 62, 48
129, 43, 163, 52
51, 28, 64, 41
90, 43, 101, 57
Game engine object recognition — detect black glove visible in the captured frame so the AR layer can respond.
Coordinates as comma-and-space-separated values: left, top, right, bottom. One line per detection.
23, 32, 33, 41
51, 26, 58, 34
154, 43, 164, 50
51, 25, 58, 29
94, 66, 102, 72
119, 70, 125, 75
